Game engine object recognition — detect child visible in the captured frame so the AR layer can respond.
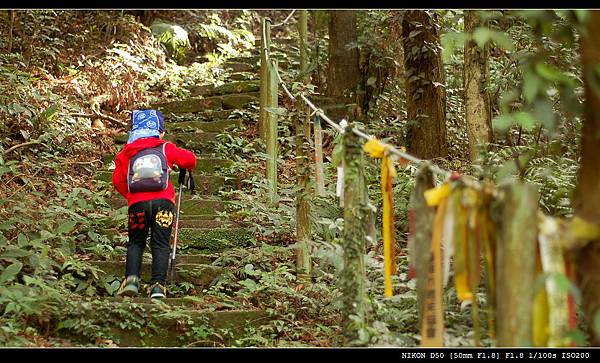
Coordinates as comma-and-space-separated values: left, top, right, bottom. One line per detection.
112, 109, 196, 299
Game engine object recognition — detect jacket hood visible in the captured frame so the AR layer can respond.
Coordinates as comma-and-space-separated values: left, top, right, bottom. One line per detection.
121, 137, 167, 159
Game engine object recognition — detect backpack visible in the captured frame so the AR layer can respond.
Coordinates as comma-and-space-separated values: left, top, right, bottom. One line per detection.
127, 144, 170, 193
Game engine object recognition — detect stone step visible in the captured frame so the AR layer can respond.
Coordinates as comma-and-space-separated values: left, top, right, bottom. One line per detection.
97, 173, 233, 195
88, 261, 223, 287
189, 80, 259, 97
223, 61, 256, 73
166, 109, 236, 121
227, 55, 260, 65
178, 227, 254, 252
114, 131, 219, 145
166, 118, 242, 133
178, 219, 237, 229
118, 253, 217, 264
108, 197, 234, 217
96, 307, 268, 347
227, 72, 258, 82
153, 93, 259, 114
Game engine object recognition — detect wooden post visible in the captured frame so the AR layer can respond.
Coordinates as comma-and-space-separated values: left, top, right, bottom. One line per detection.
341, 122, 368, 345
266, 59, 279, 205
296, 10, 312, 280
409, 164, 436, 326
259, 17, 271, 142
494, 182, 538, 346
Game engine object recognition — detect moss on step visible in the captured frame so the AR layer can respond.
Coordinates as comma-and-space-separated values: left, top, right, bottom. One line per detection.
227, 72, 258, 81
190, 81, 259, 97
223, 62, 255, 73
178, 219, 235, 229
109, 308, 269, 347
68, 300, 269, 347
180, 198, 230, 216
113, 131, 219, 146
220, 93, 258, 109
88, 261, 223, 287
226, 55, 260, 65
153, 96, 223, 114
166, 119, 242, 133
179, 227, 253, 252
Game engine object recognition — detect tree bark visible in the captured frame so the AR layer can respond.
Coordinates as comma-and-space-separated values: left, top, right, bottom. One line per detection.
327, 11, 360, 106
342, 121, 368, 346
464, 10, 493, 161
402, 11, 448, 159
574, 10, 600, 346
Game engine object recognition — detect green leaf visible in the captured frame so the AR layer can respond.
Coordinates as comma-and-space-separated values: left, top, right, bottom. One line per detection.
489, 31, 514, 51
0, 261, 23, 284
523, 71, 542, 103
1, 248, 33, 259
17, 233, 28, 248
472, 27, 491, 48
492, 114, 514, 132
366, 77, 377, 87
514, 111, 537, 131
535, 62, 571, 84
57, 221, 77, 235
532, 99, 556, 132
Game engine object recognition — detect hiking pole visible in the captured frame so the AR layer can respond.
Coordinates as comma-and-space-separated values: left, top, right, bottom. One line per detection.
167, 168, 186, 282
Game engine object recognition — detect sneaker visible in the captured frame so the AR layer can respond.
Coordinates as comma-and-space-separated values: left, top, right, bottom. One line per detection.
116, 276, 140, 297
149, 283, 166, 299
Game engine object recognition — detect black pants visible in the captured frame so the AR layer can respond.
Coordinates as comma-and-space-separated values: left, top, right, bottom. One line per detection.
126, 199, 174, 284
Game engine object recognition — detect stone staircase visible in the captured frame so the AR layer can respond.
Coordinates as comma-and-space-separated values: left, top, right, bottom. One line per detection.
84, 44, 291, 347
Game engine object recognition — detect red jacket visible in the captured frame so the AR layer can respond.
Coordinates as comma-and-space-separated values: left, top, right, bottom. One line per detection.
112, 137, 197, 207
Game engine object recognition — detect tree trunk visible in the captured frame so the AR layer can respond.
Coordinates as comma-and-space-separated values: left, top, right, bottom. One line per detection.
341, 121, 368, 346
464, 10, 493, 161
402, 10, 448, 159
327, 11, 359, 106
574, 10, 600, 346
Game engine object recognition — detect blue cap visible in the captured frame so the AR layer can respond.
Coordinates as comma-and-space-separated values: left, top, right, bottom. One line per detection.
127, 109, 165, 144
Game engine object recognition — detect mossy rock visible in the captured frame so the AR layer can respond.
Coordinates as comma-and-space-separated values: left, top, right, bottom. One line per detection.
179, 227, 253, 252
190, 81, 260, 97
153, 96, 223, 114
220, 93, 258, 109
166, 119, 242, 133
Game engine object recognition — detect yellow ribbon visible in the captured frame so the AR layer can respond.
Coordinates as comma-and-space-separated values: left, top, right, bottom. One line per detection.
364, 138, 399, 297
421, 196, 448, 347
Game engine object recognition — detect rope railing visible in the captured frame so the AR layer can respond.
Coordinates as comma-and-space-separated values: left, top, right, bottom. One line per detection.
271, 10, 297, 28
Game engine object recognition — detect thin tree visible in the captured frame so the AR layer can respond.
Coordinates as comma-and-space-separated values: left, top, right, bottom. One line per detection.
402, 10, 448, 159
327, 10, 360, 107
464, 10, 493, 161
